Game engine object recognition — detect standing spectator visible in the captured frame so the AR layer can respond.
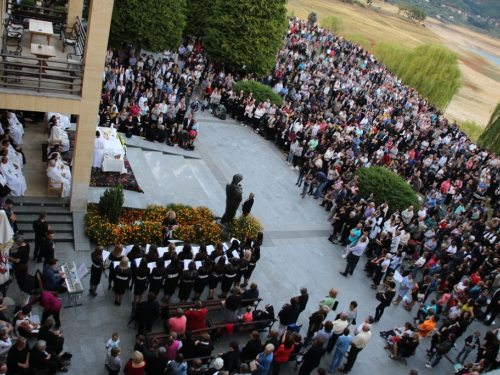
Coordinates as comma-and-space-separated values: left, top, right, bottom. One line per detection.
241, 193, 255, 216
318, 288, 338, 311
374, 281, 397, 322
339, 324, 372, 374
27, 289, 62, 328
222, 287, 243, 322
298, 337, 325, 375
8, 236, 29, 271
218, 341, 240, 374
169, 353, 187, 375
124, 351, 146, 375
327, 328, 352, 373
106, 347, 122, 375
184, 300, 207, 331
425, 334, 456, 369
296, 287, 309, 322
134, 292, 160, 336
339, 236, 368, 277
277, 297, 301, 336
456, 331, 481, 364
253, 344, 274, 375
39, 230, 55, 265
392, 273, 414, 305
272, 333, 294, 375
32, 212, 49, 262
15, 264, 35, 306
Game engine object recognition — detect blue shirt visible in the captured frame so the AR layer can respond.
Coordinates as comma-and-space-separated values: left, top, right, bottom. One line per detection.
348, 229, 361, 244
335, 335, 352, 354
255, 351, 273, 375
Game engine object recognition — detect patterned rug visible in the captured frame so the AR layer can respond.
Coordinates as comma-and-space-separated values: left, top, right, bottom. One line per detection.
66, 130, 144, 193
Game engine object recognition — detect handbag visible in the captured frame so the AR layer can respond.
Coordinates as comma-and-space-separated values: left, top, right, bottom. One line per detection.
249, 360, 257, 372
332, 300, 339, 311
417, 293, 425, 301
376, 292, 384, 301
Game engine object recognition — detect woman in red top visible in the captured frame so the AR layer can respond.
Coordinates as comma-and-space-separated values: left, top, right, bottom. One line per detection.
272, 332, 295, 375
124, 351, 146, 375
184, 300, 207, 331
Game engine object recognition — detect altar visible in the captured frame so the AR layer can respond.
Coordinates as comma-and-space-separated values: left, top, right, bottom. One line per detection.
98, 127, 126, 173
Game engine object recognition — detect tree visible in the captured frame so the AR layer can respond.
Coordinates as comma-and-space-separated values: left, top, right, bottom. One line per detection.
109, 0, 187, 53
355, 167, 420, 215
204, 0, 287, 77
479, 101, 500, 154
321, 16, 343, 34
184, 0, 217, 39
233, 81, 282, 105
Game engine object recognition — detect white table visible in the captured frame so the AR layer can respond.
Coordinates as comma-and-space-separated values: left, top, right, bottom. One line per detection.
29, 19, 54, 45
102, 156, 126, 173
98, 127, 125, 159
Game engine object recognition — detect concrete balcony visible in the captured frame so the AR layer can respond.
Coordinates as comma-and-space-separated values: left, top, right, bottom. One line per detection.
1, 10, 84, 98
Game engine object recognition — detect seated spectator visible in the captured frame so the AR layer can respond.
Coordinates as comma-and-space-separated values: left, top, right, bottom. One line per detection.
253, 304, 275, 321
205, 357, 224, 375
169, 353, 187, 375
30, 340, 69, 374
239, 306, 253, 322
169, 308, 187, 336
13, 306, 39, 338
241, 283, 259, 300
217, 341, 240, 374
241, 331, 262, 362
184, 301, 207, 331
42, 258, 68, 294
165, 333, 181, 361
7, 337, 30, 375
418, 313, 438, 339
187, 358, 205, 375
390, 332, 419, 359
134, 335, 146, 355
193, 333, 214, 358
146, 346, 168, 375
0, 327, 11, 357
178, 331, 196, 360
37, 319, 71, 360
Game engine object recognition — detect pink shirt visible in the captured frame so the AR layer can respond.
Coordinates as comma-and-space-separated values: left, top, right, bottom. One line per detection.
168, 316, 187, 335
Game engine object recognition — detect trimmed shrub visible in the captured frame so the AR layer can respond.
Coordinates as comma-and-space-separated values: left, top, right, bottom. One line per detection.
355, 166, 420, 214
97, 186, 124, 224
233, 81, 283, 106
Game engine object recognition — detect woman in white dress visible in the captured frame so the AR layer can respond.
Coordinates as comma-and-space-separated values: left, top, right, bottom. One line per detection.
92, 131, 105, 169
48, 124, 70, 152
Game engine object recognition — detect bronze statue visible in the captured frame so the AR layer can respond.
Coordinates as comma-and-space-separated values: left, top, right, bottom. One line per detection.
221, 174, 243, 224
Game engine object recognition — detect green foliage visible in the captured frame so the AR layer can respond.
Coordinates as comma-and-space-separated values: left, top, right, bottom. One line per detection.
97, 186, 124, 225
372, 42, 461, 110
459, 120, 483, 143
184, 0, 217, 39
20, 0, 36, 6
346, 33, 371, 49
109, 0, 186, 52
397, 2, 426, 21
478, 101, 500, 154
356, 166, 420, 215
321, 16, 343, 35
227, 214, 263, 242
204, 0, 287, 77
233, 81, 283, 106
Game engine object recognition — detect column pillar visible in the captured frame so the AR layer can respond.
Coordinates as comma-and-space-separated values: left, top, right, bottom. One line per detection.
66, 0, 84, 25
70, 0, 114, 211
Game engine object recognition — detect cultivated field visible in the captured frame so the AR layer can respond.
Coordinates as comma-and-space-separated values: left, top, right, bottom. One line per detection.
287, 0, 500, 132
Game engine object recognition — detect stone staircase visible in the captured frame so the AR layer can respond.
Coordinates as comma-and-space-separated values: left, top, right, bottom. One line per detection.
13, 197, 74, 243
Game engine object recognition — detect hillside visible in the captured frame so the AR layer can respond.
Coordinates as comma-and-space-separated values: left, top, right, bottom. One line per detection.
386, 0, 500, 39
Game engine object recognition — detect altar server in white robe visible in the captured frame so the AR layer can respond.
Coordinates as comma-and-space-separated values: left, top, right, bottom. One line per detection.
0, 157, 26, 196
46, 160, 70, 198
92, 131, 105, 169
6, 111, 23, 145
48, 124, 70, 152
4, 144, 22, 169
1, 148, 21, 173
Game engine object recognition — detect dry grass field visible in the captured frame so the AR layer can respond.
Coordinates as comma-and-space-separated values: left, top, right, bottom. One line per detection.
287, 0, 500, 133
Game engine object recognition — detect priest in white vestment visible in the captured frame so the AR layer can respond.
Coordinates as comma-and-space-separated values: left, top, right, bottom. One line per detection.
48, 153, 71, 183
48, 124, 70, 152
92, 131, 105, 169
0, 157, 26, 196
47, 160, 70, 198
6, 111, 24, 145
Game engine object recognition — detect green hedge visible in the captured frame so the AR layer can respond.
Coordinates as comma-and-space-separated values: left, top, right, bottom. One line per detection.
234, 81, 283, 106
355, 166, 420, 214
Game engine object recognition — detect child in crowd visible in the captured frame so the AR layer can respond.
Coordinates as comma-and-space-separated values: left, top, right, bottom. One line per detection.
239, 306, 253, 322
201, 99, 209, 112
105, 332, 120, 365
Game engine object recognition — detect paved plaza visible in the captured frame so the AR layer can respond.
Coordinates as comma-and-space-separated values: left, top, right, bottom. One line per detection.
12, 111, 495, 375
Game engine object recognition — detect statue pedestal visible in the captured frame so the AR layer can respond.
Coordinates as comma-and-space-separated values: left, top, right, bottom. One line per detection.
216, 220, 231, 242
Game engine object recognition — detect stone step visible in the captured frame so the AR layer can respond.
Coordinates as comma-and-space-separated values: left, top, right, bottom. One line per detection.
16, 214, 73, 224
126, 148, 161, 196
18, 223, 73, 233
124, 135, 201, 159
13, 205, 71, 214
12, 197, 70, 207
22, 232, 73, 242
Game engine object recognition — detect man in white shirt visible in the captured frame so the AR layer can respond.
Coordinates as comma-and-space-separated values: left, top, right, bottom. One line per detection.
340, 324, 372, 373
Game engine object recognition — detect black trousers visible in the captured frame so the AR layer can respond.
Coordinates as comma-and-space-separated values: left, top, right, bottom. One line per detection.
137, 319, 154, 336
375, 303, 388, 321
42, 310, 61, 328
344, 254, 360, 275
343, 345, 363, 372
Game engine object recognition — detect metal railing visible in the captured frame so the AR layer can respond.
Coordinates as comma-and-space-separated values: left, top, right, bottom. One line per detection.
6, 1, 68, 32
0, 51, 83, 95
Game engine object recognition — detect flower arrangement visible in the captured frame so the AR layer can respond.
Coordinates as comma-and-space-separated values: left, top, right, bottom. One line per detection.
85, 204, 263, 246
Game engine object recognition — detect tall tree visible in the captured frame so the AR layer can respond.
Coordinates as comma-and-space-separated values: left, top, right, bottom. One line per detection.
204, 0, 287, 77
109, 0, 187, 53
184, 0, 217, 39
479, 101, 500, 154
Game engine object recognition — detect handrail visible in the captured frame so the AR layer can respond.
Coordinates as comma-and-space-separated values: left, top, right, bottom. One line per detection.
0, 53, 84, 66
6, 2, 67, 17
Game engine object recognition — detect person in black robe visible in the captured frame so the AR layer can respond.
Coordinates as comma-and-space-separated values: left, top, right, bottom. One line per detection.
134, 292, 160, 336
178, 262, 197, 302
89, 246, 104, 297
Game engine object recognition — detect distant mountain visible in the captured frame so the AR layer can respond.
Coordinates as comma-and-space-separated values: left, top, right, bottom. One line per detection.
384, 0, 500, 38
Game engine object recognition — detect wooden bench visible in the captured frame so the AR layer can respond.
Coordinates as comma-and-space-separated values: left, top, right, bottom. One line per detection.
60, 25, 78, 53
160, 298, 263, 318
147, 318, 276, 345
